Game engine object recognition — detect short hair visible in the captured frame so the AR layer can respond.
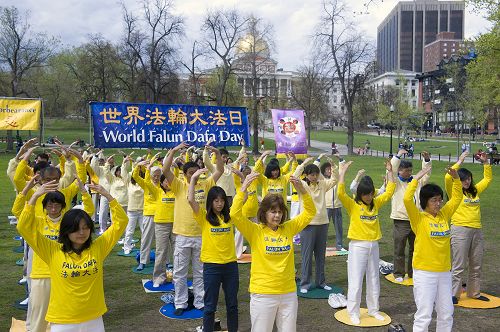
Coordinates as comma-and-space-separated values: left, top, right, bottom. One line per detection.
304, 164, 320, 175
219, 148, 229, 156
264, 162, 281, 179
182, 161, 200, 174
42, 191, 66, 210
33, 161, 50, 174
354, 176, 375, 211
206, 186, 230, 226
36, 153, 50, 161
40, 166, 62, 180
320, 162, 332, 176
458, 168, 477, 197
159, 174, 169, 192
58, 209, 94, 254
257, 194, 288, 225
399, 160, 413, 170
419, 183, 443, 210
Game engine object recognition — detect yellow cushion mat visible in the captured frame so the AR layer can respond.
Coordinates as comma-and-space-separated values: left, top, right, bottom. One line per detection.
10, 318, 50, 331
334, 308, 391, 327
384, 273, 413, 286
456, 292, 500, 309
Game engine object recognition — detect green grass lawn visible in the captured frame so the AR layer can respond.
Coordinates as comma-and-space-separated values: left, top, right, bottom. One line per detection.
1, 153, 499, 331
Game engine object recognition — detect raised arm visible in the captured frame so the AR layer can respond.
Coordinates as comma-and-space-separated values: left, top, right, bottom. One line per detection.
349, 169, 366, 196
293, 156, 314, 178
206, 145, 224, 183
475, 152, 492, 194
440, 168, 463, 219
419, 151, 432, 185
188, 168, 207, 215
230, 172, 260, 239
288, 176, 317, 234
202, 146, 216, 174
445, 151, 468, 197
337, 161, 355, 211
12, 174, 39, 218
374, 160, 396, 206
163, 142, 189, 184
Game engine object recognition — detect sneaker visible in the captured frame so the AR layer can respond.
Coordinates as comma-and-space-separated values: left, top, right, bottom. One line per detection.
476, 295, 490, 302
18, 276, 27, 285
173, 308, 184, 316
118, 238, 125, 245
19, 297, 29, 305
136, 263, 145, 271
319, 284, 332, 291
300, 288, 308, 294
394, 276, 404, 283
369, 312, 385, 321
328, 293, 341, 309
153, 282, 161, 288
349, 314, 360, 325
195, 326, 203, 332
213, 319, 222, 331
124, 249, 131, 255
160, 291, 175, 304
337, 293, 347, 307
452, 296, 458, 305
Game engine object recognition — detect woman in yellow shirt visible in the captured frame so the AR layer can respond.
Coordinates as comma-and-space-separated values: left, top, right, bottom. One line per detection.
444, 151, 493, 304
17, 181, 128, 332
404, 166, 462, 332
188, 169, 238, 332
337, 160, 395, 325
231, 172, 316, 332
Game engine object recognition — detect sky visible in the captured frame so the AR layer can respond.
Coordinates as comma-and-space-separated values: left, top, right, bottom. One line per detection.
3, 0, 492, 71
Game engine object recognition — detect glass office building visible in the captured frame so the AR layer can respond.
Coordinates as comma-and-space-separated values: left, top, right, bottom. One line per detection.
377, 0, 464, 74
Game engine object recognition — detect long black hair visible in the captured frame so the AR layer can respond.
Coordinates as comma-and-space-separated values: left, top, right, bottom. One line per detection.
58, 209, 94, 255
205, 186, 230, 226
354, 176, 375, 211
458, 168, 478, 197
320, 162, 332, 177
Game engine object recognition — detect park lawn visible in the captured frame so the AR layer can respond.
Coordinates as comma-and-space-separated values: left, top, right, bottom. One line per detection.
1, 154, 499, 331
311, 130, 497, 158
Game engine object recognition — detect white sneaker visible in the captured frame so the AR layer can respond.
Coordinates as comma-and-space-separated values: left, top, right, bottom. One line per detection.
328, 293, 341, 308
18, 276, 27, 284
153, 282, 161, 288
321, 285, 332, 291
394, 277, 404, 283
339, 247, 348, 252
20, 297, 29, 305
300, 288, 308, 294
117, 238, 125, 245
337, 293, 347, 307
350, 314, 360, 325
369, 312, 385, 321
124, 249, 131, 255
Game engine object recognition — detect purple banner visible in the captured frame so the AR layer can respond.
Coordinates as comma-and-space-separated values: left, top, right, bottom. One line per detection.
271, 109, 307, 156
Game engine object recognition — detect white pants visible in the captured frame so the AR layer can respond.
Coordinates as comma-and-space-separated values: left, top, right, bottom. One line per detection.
91, 193, 99, 221
290, 201, 300, 218
98, 195, 109, 233
50, 316, 104, 332
235, 227, 245, 258
173, 235, 204, 309
139, 215, 155, 264
413, 269, 454, 332
347, 240, 380, 317
250, 292, 298, 332
123, 210, 143, 251
26, 278, 50, 332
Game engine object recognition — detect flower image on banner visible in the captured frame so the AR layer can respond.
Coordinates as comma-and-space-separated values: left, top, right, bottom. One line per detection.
271, 109, 307, 158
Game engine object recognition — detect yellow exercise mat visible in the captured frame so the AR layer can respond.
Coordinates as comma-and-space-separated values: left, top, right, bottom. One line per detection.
237, 253, 252, 264
456, 292, 500, 309
334, 308, 391, 327
384, 273, 413, 286
10, 317, 51, 331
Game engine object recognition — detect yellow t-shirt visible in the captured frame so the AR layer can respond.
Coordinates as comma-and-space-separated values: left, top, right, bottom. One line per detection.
230, 190, 316, 294
404, 178, 462, 272
445, 163, 492, 229
155, 191, 175, 223
16, 199, 128, 324
338, 181, 396, 241
254, 159, 298, 203
170, 175, 215, 237
132, 167, 160, 216
193, 207, 236, 264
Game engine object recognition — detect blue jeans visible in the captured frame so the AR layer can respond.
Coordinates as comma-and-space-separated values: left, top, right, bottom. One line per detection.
327, 208, 343, 249
203, 262, 239, 332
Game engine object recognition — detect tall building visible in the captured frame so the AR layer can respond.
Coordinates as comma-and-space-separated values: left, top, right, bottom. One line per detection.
423, 31, 465, 72
377, 0, 464, 74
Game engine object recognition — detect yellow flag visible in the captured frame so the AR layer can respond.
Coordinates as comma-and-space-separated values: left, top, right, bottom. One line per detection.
0, 98, 41, 130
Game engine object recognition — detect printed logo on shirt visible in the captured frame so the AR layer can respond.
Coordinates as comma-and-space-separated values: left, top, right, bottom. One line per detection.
268, 187, 284, 194
162, 197, 175, 203
463, 198, 480, 205
195, 189, 206, 203
360, 215, 378, 222
210, 227, 231, 234
266, 245, 291, 253
60, 258, 98, 278
264, 235, 290, 254
428, 222, 450, 238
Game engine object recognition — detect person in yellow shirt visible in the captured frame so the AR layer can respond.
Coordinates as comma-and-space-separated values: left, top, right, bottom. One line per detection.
404, 165, 461, 332
188, 169, 238, 332
293, 154, 338, 294
230, 172, 316, 332
337, 160, 395, 325
445, 151, 493, 304
163, 142, 224, 316
17, 181, 128, 332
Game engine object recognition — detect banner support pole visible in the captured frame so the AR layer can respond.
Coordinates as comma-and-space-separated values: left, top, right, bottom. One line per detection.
88, 103, 92, 147
39, 98, 44, 145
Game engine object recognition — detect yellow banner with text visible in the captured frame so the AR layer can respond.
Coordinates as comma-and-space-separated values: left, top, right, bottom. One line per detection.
0, 98, 41, 130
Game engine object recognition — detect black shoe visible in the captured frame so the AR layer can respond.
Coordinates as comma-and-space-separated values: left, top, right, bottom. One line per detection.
452, 296, 458, 305
214, 319, 222, 331
476, 295, 490, 302
174, 308, 184, 316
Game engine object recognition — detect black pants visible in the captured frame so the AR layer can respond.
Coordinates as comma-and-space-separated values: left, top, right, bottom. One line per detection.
393, 219, 415, 278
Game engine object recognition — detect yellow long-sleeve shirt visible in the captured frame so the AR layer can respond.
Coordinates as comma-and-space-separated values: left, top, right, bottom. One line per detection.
390, 156, 432, 220
254, 159, 298, 203
230, 190, 316, 294
338, 181, 396, 241
132, 166, 160, 216
233, 174, 259, 218
404, 178, 462, 272
17, 199, 128, 324
445, 163, 492, 229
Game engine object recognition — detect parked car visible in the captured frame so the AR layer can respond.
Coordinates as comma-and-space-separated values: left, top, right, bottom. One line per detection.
367, 124, 380, 129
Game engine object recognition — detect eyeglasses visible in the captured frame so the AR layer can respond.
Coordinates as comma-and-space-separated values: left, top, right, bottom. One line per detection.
428, 197, 443, 204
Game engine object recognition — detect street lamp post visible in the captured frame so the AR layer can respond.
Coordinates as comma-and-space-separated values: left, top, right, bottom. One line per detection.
389, 105, 395, 157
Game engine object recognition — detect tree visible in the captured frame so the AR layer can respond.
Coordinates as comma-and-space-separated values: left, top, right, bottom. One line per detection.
180, 41, 205, 104
353, 85, 378, 129
202, 9, 249, 106
237, 15, 275, 154
122, 0, 184, 103
0, 6, 57, 150
204, 67, 243, 106
315, 0, 374, 155
291, 55, 330, 147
